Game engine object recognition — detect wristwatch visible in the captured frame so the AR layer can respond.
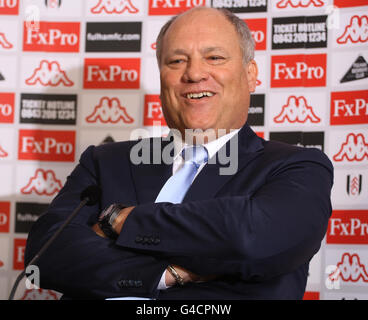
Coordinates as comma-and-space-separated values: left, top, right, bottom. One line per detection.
98, 203, 126, 239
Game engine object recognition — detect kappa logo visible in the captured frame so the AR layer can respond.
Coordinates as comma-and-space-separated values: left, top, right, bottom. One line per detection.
21, 169, 62, 196
276, 0, 325, 8
337, 15, 368, 44
91, 0, 138, 14
347, 174, 362, 196
271, 54, 327, 87
86, 97, 134, 124
21, 288, 58, 300
333, 133, 368, 162
0, 144, 8, 157
0, 32, 12, 49
329, 253, 368, 283
25, 60, 74, 87
274, 96, 320, 124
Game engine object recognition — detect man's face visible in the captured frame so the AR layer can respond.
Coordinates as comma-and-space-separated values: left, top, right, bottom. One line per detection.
159, 9, 258, 140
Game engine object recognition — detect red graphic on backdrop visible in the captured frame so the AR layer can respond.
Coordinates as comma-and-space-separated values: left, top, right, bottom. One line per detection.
337, 15, 368, 44
329, 253, 368, 283
0, 0, 19, 15
84, 58, 140, 89
0, 92, 15, 123
91, 0, 138, 14
274, 96, 320, 123
86, 97, 134, 124
330, 90, 368, 125
334, 0, 368, 8
149, 0, 205, 15
0, 32, 13, 49
23, 21, 80, 53
244, 18, 267, 51
271, 54, 327, 88
333, 133, 368, 162
0, 145, 8, 157
276, 0, 325, 8
25, 60, 74, 87
144, 95, 166, 126
327, 210, 368, 244
21, 169, 62, 196
0, 260, 3, 267
21, 289, 58, 300
18, 129, 75, 162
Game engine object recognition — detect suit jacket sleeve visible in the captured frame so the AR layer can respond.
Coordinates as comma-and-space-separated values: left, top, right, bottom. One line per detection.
25, 145, 168, 299
116, 146, 333, 282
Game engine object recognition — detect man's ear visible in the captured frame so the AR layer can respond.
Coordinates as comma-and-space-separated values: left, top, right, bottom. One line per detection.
246, 60, 258, 93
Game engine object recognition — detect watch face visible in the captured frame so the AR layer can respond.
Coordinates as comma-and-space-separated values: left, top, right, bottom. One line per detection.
99, 204, 115, 222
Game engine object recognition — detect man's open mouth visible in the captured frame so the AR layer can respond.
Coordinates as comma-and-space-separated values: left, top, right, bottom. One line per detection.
185, 91, 215, 100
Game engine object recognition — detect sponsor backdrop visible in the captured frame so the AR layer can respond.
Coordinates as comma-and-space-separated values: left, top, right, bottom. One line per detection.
0, 0, 367, 300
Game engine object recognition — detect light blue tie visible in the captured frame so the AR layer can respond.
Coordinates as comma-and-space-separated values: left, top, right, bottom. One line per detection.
155, 145, 208, 204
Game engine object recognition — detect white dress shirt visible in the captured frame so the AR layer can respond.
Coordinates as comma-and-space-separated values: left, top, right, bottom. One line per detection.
157, 128, 240, 290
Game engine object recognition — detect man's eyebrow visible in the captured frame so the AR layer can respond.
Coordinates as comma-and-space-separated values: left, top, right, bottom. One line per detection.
167, 47, 228, 56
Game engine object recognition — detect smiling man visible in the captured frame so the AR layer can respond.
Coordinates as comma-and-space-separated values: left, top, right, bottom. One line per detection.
25, 7, 334, 300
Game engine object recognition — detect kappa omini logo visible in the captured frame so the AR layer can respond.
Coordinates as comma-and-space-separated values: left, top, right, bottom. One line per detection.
276, 0, 325, 8
21, 169, 62, 196
91, 0, 138, 14
0, 144, 8, 157
0, 32, 12, 49
86, 97, 134, 124
333, 133, 368, 162
274, 96, 321, 124
25, 60, 74, 87
329, 253, 368, 283
337, 15, 368, 44
21, 288, 58, 300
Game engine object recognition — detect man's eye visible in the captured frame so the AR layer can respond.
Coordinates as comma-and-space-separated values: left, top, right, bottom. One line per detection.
169, 59, 184, 64
208, 56, 224, 61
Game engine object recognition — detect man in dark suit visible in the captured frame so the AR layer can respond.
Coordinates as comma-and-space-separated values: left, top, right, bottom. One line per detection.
25, 7, 333, 299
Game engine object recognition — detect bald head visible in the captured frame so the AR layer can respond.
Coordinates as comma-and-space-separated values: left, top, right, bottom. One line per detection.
155, 7, 255, 68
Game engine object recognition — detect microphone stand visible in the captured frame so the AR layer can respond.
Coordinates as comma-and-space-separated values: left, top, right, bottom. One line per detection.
8, 198, 89, 300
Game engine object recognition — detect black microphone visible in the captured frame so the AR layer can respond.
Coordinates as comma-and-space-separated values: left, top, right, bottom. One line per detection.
8, 185, 101, 300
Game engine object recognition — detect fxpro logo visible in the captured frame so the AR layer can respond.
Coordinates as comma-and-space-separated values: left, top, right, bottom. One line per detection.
149, 0, 205, 15
18, 129, 75, 162
327, 210, 368, 244
144, 94, 167, 126
23, 21, 80, 52
330, 90, 368, 125
271, 54, 327, 87
0, 92, 14, 123
0, 0, 18, 15
84, 58, 140, 89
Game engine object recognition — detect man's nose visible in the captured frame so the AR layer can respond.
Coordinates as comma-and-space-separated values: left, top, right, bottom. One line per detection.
182, 59, 209, 83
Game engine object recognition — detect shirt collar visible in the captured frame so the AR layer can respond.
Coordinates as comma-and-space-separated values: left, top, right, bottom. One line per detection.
172, 129, 240, 162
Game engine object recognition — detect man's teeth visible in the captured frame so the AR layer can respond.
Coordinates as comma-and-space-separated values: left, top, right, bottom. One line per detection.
186, 92, 214, 99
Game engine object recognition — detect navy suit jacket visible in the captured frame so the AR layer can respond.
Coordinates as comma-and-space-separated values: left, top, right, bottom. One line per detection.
25, 124, 333, 299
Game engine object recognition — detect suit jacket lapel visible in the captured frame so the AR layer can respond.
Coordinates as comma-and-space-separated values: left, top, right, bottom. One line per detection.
129, 137, 174, 204
183, 124, 264, 202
